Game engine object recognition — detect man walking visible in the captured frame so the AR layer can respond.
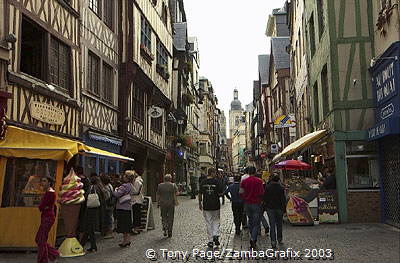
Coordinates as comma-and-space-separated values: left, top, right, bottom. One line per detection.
199, 168, 224, 248
224, 175, 245, 235
263, 173, 286, 248
157, 174, 178, 238
240, 166, 264, 249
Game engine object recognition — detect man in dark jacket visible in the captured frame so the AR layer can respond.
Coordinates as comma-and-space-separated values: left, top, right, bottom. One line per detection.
263, 173, 286, 249
224, 175, 244, 235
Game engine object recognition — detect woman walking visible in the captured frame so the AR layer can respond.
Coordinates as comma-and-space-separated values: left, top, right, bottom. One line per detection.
113, 170, 135, 247
81, 175, 105, 252
101, 174, 115, 239
35, 175, 59, 263
131, 171, 144, 234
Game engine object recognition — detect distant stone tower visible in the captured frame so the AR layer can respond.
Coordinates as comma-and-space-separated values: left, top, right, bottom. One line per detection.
229, 88, 243, 138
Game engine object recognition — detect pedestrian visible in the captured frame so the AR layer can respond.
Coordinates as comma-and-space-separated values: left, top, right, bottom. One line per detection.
240, 166, 264, 249
199, 168, 224, 248
320, 167, 336, 190
131, 171, 144, 234
35, 175, 59, 263
199, 173, 207, 185
263, 173, 286, 249
100, 174, 115, 239
157, 174, 179, 238
217, 172, 226, 205
256, 173, 269, 236
81, 174, 106, 252
75, 166, 90, 242
224, 175, 245, 235
113, 170, 135, 247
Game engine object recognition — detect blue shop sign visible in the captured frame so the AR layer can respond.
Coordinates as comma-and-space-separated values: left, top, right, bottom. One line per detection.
371, 41, 400, 107
367, 116, 400, 141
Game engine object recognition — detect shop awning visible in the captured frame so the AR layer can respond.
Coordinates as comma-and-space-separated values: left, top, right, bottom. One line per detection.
81, 146, 135, 162
0, 126, 134, 162
272, 130, 327, 163
0, 126, 88, 161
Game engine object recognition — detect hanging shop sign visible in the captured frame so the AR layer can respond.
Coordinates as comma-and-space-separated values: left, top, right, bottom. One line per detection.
274, 114, 296, 128
148, 106, 163, 118
29, 101, 65, 125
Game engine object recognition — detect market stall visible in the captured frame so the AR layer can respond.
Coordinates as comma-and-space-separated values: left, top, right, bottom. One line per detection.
0, 126, 134, 250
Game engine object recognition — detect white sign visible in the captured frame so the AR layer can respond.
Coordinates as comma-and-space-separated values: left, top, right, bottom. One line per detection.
148, 106, 163, 118
29, 101, 65, 125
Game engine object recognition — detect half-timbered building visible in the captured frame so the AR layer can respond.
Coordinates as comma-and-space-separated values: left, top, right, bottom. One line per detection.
80, 0, 122, 176
4, 0, 81, 138
119, 0, 173, 198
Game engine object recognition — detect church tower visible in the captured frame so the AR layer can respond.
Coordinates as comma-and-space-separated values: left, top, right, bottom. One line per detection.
229, 89, 243, 138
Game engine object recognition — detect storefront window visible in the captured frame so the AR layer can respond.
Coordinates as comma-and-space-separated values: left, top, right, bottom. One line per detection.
1, 158, 57, 207
99, 158, 105, 175
108, 160, 118, 175
85, 156, 97, 176
347, 156, 379, 189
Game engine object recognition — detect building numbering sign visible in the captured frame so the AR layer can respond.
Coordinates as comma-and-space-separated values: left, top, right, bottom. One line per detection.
29, 101, 65, 125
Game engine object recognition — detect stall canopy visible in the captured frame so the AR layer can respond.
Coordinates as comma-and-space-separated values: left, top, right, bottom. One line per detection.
272, 130, 327, 163
0, 126, 134, 162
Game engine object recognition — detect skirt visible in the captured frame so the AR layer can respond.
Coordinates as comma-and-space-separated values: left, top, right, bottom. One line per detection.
116, 209, 132, 233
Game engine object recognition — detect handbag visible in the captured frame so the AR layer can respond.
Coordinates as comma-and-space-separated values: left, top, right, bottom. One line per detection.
87, 186, 100, 208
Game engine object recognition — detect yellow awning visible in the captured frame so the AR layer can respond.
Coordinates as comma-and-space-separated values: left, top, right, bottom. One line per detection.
272, 130, 327, 163
82, 146, 135, 162
0, 126, 134, 162
0, 126, 88, 161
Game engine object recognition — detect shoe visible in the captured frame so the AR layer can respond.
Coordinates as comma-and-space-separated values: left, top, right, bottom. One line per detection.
118, 242, 131, 248
132, 229, 140, 235
163, 230, 168, 237
168, 233, 172, 238
250, 240, 257, 249
278, 240, 284, 245
265, 228, 269, 236
271, 242, 277, 249
86, 248, 97, 252
104, 234, 114, 239
213, 236, 220, 246
207, 242, 214, 248
235, 230, 241, 235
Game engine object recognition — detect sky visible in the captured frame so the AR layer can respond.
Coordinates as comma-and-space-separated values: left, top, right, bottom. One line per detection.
184, 0, 286, 116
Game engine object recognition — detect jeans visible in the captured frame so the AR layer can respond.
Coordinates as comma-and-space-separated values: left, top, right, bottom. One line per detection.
245, 203, 262, 242
266, 209, 284, 244
231, 202, 244, 231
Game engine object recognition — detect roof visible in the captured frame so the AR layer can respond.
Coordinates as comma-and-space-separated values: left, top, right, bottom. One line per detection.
258, 54, 270, 85
272, 7, 287, 15
173, 22, 187, 51
271, 37, 290, 70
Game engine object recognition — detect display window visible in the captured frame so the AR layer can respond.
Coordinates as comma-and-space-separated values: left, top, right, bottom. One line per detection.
346, 141, 379, 190
1, 158, 57, 207
85, 156, 97, 176
108, 160, 119, 175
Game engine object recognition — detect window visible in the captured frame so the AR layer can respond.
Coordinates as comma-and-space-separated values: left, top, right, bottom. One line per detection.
87, 52, 100, 95
321, 65, 329, 117
141, 17, 152, 50
1, 158, 56, 208
151, 116, 163, 134
156, 40, 168, 67
309, 14, 316, 57
84, 156, 97, 176
20, 17, 45, 81
104, 0, 113, 29
346, 141, 379, 190
313, 82, 319, 124
50, 37, 71, 91
132, 86, 145, 122
89, 0, 101, 16
199, 143, 207, 155
103, 62, 113, 103
317, 0, 325, 39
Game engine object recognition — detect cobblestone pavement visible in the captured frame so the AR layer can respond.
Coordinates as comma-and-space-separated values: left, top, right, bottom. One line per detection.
1, 197, 399, 263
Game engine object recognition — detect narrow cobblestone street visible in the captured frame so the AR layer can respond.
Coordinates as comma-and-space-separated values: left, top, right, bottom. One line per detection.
1, 197, 399, 263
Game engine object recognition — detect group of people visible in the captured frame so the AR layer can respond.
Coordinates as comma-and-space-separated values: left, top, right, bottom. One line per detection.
198, 166, 287, 249
35, 168, 146, 262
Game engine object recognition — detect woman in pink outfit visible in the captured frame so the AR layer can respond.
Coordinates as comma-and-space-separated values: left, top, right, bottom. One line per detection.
35, 176, 60, 263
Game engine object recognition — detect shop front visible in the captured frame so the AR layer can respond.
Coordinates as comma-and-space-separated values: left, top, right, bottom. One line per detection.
367, 41, 400, 227
0, 126, 134, 249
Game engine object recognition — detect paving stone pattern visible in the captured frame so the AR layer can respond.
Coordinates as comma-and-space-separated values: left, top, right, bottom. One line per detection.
0, 197, 399, 263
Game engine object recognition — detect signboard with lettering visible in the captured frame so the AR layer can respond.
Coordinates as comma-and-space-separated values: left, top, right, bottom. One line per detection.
367, 116, 400, 141
317, 190, 339, 223
29, 101, 65, 125
371, 42, 400, 107
375, 95, 400, 122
